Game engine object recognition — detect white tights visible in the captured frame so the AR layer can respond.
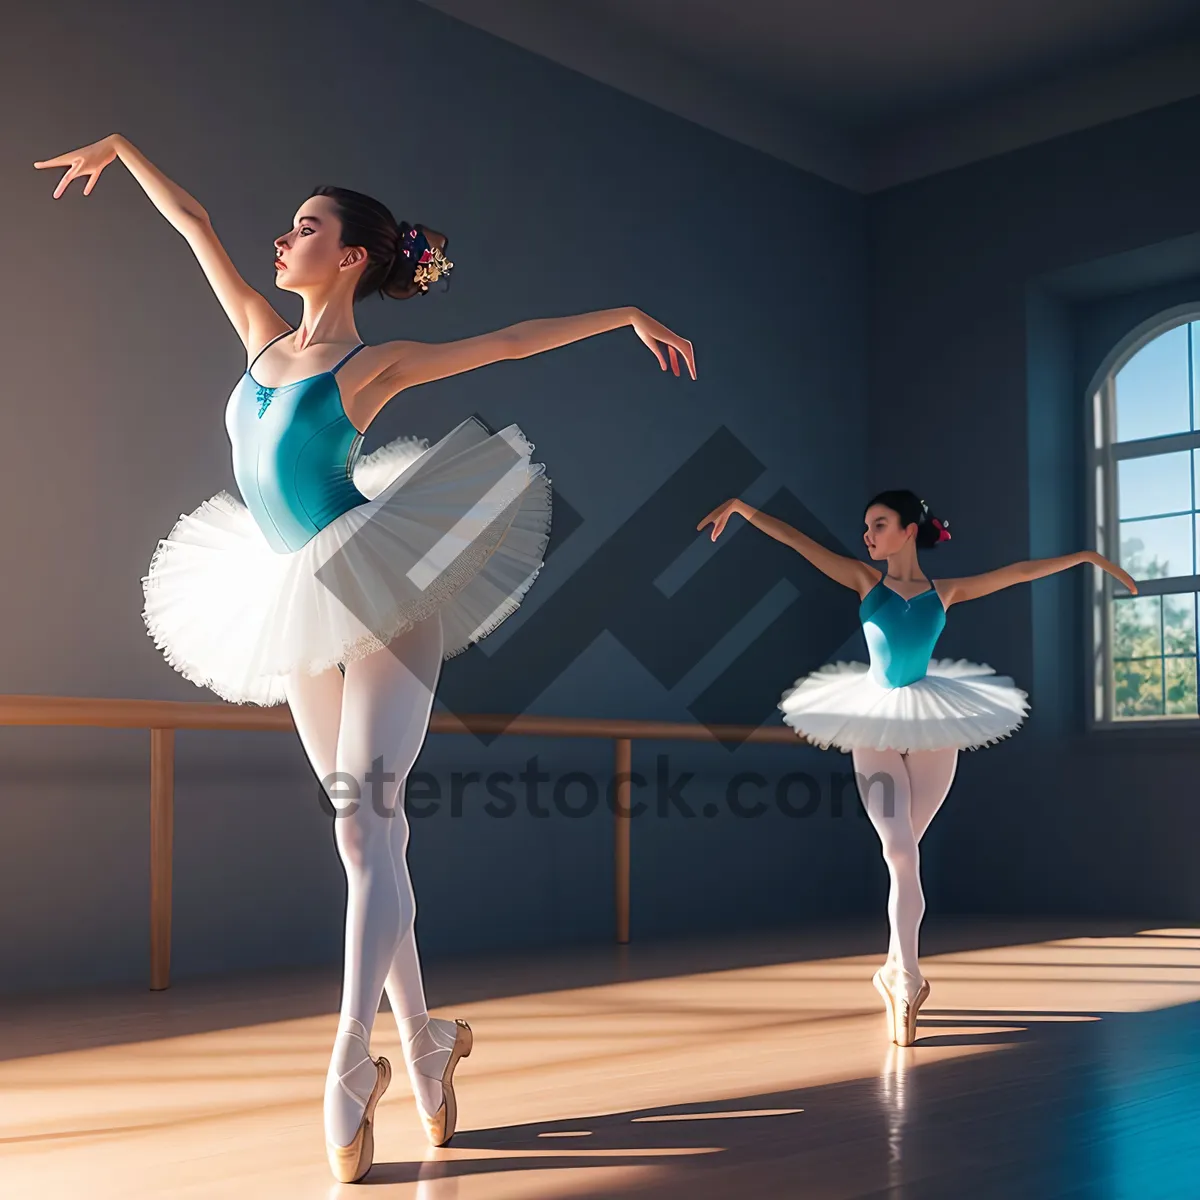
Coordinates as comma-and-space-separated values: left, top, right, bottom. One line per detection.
284, 613, 457, 1148
851, 747, 959, 998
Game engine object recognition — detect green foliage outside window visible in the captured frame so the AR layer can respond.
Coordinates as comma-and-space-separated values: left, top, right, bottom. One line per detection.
1112, 539, 1197, 718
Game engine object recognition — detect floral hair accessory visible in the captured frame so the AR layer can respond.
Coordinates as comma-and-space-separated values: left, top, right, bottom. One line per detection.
930, 516, 951, 543
400, 226, 453, 292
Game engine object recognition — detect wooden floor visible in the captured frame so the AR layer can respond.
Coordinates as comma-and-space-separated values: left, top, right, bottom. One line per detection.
1, 918, 1198, 1199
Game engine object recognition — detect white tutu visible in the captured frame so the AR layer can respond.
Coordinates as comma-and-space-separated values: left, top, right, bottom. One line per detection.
778, 658, 1029, 753
141, 415, 551, 707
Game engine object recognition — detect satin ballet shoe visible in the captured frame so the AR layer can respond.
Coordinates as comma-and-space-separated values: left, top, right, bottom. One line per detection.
895, 977, 931, 1047
872, 969, 898, 1042
914, 977, 932, 1014
872, 969, 930, 1047
883, 962, 934, 1016
326, 1054, 392, 1184
416, 1019, 473, 1147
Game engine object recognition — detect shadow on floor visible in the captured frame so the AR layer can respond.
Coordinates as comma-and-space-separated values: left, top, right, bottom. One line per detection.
0, 917, 1190, 1062
354, 999, 1200, 1200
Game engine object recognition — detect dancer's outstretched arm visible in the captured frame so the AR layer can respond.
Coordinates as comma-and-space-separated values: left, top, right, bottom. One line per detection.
697, 498, 878, 596
35, 133, 290, 352
937, 550, 1136, 608
35, 136, 694, 411
356, 308, 696, 427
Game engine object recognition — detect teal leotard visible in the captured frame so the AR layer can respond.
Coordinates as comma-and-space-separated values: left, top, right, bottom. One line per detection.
860, 577, 946, 688
224, 330, 368, 553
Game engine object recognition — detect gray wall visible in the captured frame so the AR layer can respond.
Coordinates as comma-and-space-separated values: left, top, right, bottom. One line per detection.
0, 0, 869, 992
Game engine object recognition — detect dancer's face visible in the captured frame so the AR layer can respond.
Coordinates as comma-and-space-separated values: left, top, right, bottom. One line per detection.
272, 195, 365, 294
862, 505, 916, 559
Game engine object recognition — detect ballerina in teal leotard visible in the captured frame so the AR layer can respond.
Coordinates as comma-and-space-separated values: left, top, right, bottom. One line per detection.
37, 132, 696, 1183
698, 488, 1134, 1047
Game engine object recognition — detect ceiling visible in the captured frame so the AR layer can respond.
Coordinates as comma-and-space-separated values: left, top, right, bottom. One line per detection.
417, 0, 1200, 191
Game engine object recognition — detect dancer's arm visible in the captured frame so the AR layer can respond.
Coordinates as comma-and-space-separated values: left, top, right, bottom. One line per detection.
697, 499, 878, 595
356, 308, 695, 424
34, 134, 286, 353
937, 550, 1137, 608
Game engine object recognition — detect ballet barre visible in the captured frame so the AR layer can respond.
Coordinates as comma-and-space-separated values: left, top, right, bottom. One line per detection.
0, 695, 801, 989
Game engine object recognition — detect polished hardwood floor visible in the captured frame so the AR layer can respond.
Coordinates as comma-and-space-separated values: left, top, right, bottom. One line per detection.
1, 918, 1198, 1199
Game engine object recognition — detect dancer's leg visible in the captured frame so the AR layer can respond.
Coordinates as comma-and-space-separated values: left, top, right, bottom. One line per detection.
905, 748, 958, 844
852, 747, 924, 994
875, 748, 958, 982
284, 616, 444, 1148
334, 617, 446, 1135
283, 660, 344, 788
383, 771, 458, 1120
285, 663, 382, 1148
373, 615, 462, 1119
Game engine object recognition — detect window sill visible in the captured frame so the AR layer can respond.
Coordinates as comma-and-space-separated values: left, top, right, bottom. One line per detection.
1080, 720, 1200, 752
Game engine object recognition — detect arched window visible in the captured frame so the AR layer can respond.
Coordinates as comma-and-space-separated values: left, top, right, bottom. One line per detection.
1090, 311, 1200, 724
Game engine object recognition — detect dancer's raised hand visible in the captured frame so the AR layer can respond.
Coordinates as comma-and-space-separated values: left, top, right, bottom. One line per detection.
34, 135, 122, 198
1089, 551, 1138, 594
631, 309, 696, 379
697, 498, 744, 541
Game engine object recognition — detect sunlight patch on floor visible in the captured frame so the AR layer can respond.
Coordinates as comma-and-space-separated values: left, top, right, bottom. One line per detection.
0, 926, 1196, 1197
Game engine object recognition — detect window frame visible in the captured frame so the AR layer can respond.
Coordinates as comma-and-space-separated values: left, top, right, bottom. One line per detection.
1085, 304, 1200, 731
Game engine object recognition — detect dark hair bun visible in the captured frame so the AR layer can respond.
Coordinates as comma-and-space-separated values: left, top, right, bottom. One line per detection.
915, 514, 943, 550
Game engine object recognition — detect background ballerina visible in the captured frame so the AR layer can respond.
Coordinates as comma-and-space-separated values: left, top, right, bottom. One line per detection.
698, 488, 1134, 1047
36, 132, 695, 1183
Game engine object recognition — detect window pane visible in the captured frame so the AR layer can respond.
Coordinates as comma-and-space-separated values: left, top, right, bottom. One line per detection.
1194, 322, 1200, 428
1114, 658, 1163, 717
1164, 655, 1198, 716
1115, 324, 1190, 441
1162, 592, 1198, 655
1118, 452, 1191, 519
1113, 595, 1161, 658
1119, 515, 1193, 579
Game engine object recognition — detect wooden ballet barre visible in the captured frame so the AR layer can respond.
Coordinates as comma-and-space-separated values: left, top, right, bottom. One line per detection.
0, 694, 801, 989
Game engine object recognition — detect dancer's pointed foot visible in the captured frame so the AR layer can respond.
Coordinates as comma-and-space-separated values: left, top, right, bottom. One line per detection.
410, 1018, 473, 1146
894, 975, 930, 1047
325, 1019, 392, 1183
872, 968, 897, 1042
873, 967, 930, 1047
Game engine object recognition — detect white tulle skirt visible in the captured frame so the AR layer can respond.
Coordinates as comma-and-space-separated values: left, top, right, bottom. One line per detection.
778, 658, 1030, 753
141, 415, 551, 707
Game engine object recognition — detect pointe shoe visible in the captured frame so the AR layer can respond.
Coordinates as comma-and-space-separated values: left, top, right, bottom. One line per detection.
417, 1019, 473, 1147
872, 970, 930, 1047
884, 964, 933, 1015
326, 1054, 392, 1184
872, 969, 898, 1042
895, 977, 930, 1047
913, 977, 932, 1016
